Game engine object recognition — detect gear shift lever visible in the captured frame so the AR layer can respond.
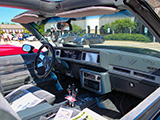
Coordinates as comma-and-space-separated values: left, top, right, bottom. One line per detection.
67, 85, 71, 96
65, 83, 78, 107
67, 85, 71, 105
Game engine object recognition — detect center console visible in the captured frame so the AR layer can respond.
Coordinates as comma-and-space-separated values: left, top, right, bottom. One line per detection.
80, 68, 111, 94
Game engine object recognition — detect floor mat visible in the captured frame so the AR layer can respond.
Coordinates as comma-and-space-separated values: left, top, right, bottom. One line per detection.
90, 99, 122, 120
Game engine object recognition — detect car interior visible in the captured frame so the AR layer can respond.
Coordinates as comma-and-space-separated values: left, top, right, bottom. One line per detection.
0, 0, 160, 120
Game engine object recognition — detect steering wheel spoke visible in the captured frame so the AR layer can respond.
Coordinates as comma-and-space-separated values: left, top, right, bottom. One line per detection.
37, 61, 43, 68
39, 53, 45, 60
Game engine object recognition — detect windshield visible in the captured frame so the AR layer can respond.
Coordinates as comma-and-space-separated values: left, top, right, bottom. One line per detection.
31, 10, 160, 58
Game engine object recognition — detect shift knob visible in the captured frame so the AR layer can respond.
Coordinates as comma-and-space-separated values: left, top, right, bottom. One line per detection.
67, 85, 71, 96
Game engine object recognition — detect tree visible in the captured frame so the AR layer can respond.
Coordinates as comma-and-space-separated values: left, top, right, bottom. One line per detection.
35, 24, 45, 36
10, 23, 16, 25
104, 18, 137, 34
0, 27, 2, 34
23, 27, 31, 34
71, 24, 82, 34
103, 23, 111, 34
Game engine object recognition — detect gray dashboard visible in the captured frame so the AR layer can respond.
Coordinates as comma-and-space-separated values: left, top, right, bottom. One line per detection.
55, 47, 160, 98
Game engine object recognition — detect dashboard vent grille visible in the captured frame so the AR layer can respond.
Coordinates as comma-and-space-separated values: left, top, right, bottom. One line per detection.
133, 72, 155, 80
113, 67, 130, 74
82, 53, 86, 60
97, 55, 100, 63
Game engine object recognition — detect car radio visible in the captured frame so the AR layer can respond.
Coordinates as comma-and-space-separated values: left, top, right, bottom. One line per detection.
83, 72, 101, 92
80, 69, 111, 94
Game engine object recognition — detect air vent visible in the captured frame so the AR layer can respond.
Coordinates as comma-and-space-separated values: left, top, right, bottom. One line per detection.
56, 51, 60, 55
82, 52, 86, 60
97, 54, 100, 63
134, 72, 155, 80
55, 50, 61, 57
113, 67, 131, 74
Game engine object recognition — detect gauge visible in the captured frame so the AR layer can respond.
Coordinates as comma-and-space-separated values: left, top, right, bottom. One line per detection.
72, 53, 77, 59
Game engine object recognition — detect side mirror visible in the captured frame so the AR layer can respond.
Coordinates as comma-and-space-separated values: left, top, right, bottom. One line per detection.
56, 22, 71, 31
22, 44, 35, 53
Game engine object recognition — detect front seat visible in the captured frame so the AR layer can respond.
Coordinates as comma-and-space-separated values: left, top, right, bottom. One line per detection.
0, 83, 56, 120
5, 84, 56, 105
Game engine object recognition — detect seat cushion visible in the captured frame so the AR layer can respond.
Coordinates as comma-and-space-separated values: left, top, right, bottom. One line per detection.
5, 84, 56, 104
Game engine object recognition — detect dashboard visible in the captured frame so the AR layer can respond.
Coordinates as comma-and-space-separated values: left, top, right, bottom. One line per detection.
55, 49, 100, 64
55, 47, 160, 98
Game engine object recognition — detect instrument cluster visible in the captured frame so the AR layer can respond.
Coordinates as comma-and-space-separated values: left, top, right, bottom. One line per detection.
60, 49, 82, 60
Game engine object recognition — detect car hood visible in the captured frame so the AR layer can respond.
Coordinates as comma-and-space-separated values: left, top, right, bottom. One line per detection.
0, 45, 38, 56
73, 37, 82, 41
0, 45, 28, 56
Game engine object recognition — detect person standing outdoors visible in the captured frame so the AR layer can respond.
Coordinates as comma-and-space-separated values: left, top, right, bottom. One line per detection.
18, 32, 23, 44
53, 29, 59, 43
3, 32, 8, 44
8, 33, 13, 43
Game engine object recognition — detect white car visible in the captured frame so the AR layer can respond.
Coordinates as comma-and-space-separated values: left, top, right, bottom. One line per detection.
44, 36, 52, 41
26, 36, 37, 41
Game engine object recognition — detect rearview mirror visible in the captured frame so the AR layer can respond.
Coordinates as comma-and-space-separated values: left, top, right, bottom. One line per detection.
56, 22, 71, 31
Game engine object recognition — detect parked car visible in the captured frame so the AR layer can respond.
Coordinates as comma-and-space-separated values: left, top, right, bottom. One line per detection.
0, 44, 28, 56
26, 35, 37, 41
23, 33, 32, 40
0, 0, 160, 120
0, 44, 38, 56
58, 33, 78, 43
12, 33, 33, 41
44, 35, 52, 41
73, 33, 105, 45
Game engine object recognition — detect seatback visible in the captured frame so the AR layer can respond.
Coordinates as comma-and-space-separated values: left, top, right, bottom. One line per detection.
0, 92, 21, 120
0, 53, 36, 95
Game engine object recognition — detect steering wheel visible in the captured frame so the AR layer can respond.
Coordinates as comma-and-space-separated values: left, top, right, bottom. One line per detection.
34, 43, 55, 79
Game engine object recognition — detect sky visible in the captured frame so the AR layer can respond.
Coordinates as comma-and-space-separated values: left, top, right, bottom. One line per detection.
0, 7, 27, 24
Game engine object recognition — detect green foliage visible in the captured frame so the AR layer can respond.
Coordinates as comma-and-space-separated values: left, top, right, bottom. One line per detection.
79, 33, 85, 37
35, 24, 45, 36
104, 18, 137, 33
0, 27, 2, 34
23, 27, 31, 34
10, 23, 16, 25
0, 22, 16, 25
71, 24, 82, 34
103, 23, 111, 33
104, 33, 151, 42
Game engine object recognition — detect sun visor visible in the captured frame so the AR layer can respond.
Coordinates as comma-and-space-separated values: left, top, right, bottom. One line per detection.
11, 11, 45, 24
56, 6, 119, 18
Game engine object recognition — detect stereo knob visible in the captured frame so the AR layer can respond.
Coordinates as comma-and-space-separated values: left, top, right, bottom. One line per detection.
97, 76, 101, 80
